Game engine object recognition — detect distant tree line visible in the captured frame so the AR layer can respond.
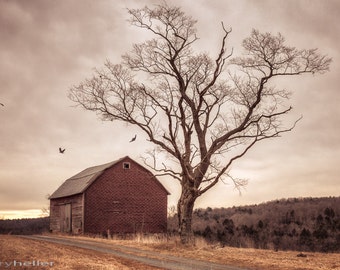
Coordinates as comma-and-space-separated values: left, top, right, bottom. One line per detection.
0, 217, 49, 235
1, 197, 339, 253
168, 197, 340, 252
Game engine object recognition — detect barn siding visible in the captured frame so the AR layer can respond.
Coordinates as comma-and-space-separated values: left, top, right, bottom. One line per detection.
50, 156, 168, 235
84, 157, 168, 234
49, 193, 83, 234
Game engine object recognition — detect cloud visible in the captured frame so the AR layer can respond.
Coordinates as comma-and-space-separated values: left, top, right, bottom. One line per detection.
0, 0, 339, 216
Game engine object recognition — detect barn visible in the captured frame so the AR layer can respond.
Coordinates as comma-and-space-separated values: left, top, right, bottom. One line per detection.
49, 156, 169, 235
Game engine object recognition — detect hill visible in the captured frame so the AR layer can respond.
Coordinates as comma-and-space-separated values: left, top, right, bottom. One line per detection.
169, 196, 340, 252
1, 197, 339, 252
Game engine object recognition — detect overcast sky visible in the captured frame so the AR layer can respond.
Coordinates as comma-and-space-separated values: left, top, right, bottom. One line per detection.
1, 0, 339, 219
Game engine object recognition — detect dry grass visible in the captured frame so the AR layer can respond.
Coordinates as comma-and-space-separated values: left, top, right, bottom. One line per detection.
162, 245, 340, 270
0, 235, 157, 269
1, 234, 339, 270
89, 234, 340, 270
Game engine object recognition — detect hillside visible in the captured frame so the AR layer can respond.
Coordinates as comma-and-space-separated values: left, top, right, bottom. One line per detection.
1, 197, 339, 252
169, 196, 340, 252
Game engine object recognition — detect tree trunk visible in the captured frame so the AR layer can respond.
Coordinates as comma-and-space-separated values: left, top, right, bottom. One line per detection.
177, 187, 197, 245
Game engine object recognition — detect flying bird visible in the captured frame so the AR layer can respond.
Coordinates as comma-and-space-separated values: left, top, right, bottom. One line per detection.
59, 147, 65, 154
0, 103, 4, 106
129, 135, 137, 142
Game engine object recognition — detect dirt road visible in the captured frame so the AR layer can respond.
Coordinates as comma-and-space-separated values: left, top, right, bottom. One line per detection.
20, 235, 248, 270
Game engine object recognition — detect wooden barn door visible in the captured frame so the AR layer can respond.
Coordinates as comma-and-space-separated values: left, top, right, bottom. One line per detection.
60, 203, 72, 233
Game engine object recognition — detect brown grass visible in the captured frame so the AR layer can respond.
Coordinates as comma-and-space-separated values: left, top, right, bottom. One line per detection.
1, 234, 339, 270
91, 234, 340, 270
161, 244, 340, 270
0, 235, 158, 269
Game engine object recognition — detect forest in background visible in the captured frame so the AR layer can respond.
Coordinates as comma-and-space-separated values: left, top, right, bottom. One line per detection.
168, 196, 340, 252
0, 217, 49, 235
1, 196, 339, 252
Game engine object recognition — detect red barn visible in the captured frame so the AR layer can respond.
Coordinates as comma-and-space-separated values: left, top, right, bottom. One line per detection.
49, 156, 169, 235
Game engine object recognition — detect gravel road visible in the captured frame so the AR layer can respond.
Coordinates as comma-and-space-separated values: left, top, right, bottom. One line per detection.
21, 235, 250, 270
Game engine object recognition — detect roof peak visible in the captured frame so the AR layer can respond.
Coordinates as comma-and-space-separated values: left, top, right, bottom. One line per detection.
49, 156, 132, 199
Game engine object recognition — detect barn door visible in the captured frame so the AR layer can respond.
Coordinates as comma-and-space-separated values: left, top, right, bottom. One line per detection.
60, 203, 72, 233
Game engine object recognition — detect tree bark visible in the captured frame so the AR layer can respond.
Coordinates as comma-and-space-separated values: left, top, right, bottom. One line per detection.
177, 185, 197, 245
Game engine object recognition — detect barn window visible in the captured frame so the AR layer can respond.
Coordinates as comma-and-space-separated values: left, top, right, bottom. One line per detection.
123, 162, 130, 169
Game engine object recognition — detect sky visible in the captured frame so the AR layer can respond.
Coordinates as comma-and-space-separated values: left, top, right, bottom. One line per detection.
0, 0, 339, 219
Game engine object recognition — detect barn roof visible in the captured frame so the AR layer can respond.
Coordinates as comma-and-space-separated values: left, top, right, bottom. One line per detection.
49, 157, 126, 199
49, 156, 169, 199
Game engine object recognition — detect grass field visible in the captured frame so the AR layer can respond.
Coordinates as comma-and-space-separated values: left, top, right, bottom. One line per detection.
0, 235, 339, 269
0, 235, 157, 269
108, 235, 340, 270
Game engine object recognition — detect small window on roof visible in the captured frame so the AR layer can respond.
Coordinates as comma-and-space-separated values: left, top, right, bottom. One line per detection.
123, 162, 130, 169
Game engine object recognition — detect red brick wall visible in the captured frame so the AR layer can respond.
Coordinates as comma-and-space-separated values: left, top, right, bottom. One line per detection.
84, 157, 168, 234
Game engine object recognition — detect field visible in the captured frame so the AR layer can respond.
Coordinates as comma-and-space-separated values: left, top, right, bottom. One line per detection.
117, 236, 340, 270
0, 235, 339, 269
0, 235, 156, 269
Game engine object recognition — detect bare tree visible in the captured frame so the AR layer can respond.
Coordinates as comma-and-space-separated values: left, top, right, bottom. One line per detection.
69, 4, 331, 244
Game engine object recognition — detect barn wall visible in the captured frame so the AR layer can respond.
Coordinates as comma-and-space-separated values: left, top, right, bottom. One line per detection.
49, 193, 83, 234
84, 157, 168, 234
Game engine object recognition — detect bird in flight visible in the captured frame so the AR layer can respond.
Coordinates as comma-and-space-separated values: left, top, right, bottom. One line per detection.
0, 103, 4, 106
59, 147, 65, 154
129, 135, 137, 142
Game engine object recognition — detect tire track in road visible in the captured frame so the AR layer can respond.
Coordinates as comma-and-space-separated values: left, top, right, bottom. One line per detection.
20, 235, 250, 270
